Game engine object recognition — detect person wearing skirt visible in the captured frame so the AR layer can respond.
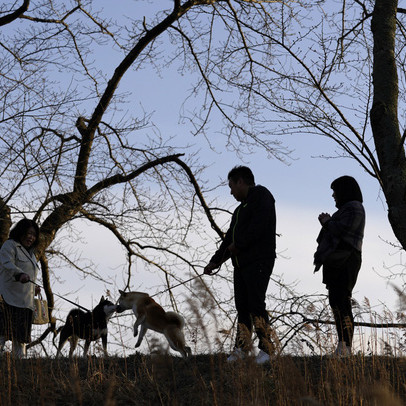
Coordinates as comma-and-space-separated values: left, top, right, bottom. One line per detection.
0, 219, 41, 358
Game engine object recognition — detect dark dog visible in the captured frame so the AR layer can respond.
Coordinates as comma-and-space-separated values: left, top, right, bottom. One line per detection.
55, 296, 117, 357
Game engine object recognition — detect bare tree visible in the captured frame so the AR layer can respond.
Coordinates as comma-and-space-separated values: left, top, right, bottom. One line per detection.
1, 0, 405, 354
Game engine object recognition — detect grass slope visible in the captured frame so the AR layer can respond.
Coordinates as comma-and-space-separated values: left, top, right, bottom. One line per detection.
0, 353, 405, 405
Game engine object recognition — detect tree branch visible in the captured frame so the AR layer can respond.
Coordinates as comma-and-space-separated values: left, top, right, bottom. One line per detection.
0, 0, 29, 27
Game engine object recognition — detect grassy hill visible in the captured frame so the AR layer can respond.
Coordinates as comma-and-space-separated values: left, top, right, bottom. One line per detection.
0, 353, 405, 405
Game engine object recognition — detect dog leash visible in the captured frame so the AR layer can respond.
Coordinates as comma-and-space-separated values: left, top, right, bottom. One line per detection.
29, 280, 90, 312
150, 267, 222, 298
17, 247, 91, 312
28, 248, 228, 305
150, 274, 204, 298
150, 248, 230, 298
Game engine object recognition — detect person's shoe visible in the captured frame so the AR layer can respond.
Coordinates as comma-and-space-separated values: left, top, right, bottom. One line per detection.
255, 349, 271, 364
334, 341, 351, 357
227, 348, 246, 362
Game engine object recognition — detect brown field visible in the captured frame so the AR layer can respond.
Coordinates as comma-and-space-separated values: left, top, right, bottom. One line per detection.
0, 353, 405, 405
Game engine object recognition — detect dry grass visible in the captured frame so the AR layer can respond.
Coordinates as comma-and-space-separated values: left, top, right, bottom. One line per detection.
0, 352, 405, 405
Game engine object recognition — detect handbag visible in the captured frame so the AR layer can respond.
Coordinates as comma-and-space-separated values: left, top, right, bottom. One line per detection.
33, 294, 49, 325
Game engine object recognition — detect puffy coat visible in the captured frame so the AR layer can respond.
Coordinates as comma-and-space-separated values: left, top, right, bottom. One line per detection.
210, 185, 276, 269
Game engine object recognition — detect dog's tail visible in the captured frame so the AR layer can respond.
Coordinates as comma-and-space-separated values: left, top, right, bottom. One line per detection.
166, 311, 185, 328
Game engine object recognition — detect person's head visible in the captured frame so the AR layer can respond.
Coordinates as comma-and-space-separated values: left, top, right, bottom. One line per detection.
331, 176, 363, 208
227, 166, 255, 202
9, 218, 40, 249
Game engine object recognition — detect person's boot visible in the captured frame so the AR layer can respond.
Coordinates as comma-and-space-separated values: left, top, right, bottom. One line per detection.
255, 349, 271, 364
227, 347, 246, 362
334, 341, 351, 357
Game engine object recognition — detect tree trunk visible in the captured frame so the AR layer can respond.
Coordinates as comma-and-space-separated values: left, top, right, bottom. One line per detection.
0, 199, 11, 246
371, 0, 406, 249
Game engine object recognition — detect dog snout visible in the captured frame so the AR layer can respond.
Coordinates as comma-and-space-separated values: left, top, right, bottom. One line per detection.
116, 304, 125, 313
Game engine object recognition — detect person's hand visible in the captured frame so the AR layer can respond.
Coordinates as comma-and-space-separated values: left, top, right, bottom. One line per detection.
204, 262, 218, 275
318, 212, 331, 225
35, 286, 41, 295
19, 273, 30, 284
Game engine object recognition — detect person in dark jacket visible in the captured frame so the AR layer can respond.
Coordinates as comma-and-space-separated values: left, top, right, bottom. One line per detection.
204, 166, 276, 364
314, 176, 365, 356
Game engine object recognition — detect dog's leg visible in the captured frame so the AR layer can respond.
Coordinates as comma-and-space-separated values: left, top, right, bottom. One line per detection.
83, 340, 91, 357
69, 336, 78, 358
165, 335, 186, 358
101, 334, 108, 357
133, 314, 145, 337
134, 324, 148, 348
165, 327, 191, 359
56, 326, 70, 358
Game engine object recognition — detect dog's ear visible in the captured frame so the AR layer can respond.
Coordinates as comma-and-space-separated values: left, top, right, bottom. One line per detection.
118, 289, 125, 296
99, 296, 105, 303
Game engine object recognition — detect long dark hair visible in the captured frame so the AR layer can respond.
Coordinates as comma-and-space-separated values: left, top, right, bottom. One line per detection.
331, 176, 363, 208
9, 218, 40, 248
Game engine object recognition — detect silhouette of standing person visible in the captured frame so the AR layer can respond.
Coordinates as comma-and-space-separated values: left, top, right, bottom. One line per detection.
314, 176, 365, 356
204, 166, 277, 364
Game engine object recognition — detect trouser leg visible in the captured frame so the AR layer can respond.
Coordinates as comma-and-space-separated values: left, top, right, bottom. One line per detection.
234, 267, 253, 351
328, 286, 354, 347
234, 260, 274, 353
325, 250, 361, 348
250, 261, 274, 354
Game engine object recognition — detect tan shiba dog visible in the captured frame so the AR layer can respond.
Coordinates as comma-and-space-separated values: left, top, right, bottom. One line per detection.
116, 290, 192, 358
